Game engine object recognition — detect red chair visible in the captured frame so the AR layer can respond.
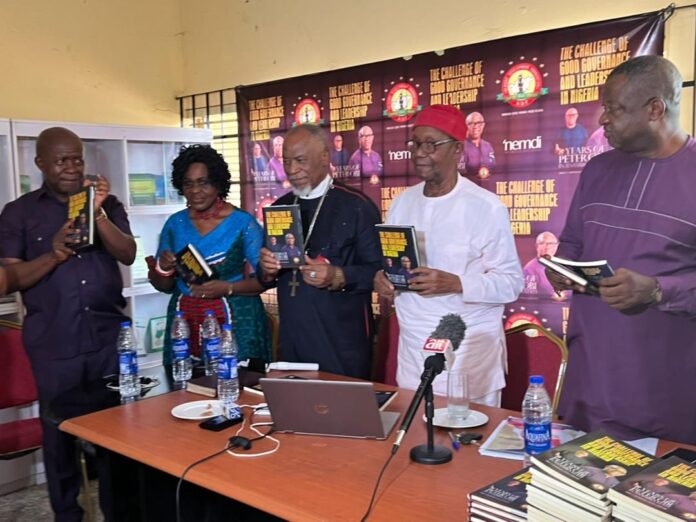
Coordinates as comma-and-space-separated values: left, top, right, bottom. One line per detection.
502, 322, 568, 417
372, 310, 399, 385
0, 319, 43, 460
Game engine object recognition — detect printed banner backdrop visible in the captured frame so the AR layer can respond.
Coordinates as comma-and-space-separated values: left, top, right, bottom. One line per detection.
236, 12, 664, 337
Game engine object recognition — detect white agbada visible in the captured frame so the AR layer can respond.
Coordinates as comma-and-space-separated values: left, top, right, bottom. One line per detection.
388, 175, 523, 399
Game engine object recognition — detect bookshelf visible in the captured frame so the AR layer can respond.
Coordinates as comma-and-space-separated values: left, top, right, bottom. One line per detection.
0, 120, 20, 320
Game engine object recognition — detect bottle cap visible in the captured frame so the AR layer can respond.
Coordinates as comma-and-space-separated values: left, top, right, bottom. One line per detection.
222, 323, 232, 331
205, 310, 215, 316
120, 321, 132, 327
530, 375, 544, 385
175, 311, 185, 318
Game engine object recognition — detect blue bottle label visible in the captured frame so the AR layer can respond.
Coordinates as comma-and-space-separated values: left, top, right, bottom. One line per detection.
119, 351, 137, 376
217, 356, 238, 379
204, 338, 221, 359
172, 339, 189, 361
524, 422, 552, 455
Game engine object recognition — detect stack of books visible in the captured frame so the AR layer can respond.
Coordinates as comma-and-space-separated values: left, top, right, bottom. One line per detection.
468, 467, 531, 521
525, 431, 656, 521
607, 456, 696, 521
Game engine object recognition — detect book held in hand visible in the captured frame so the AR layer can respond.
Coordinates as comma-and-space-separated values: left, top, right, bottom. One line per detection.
607, 456, 696, 521
67, 185, 95, 250
375, 224, 421, 290
263, 205, 305, 268
538, 255, 614, 294
175, 244, 214, 286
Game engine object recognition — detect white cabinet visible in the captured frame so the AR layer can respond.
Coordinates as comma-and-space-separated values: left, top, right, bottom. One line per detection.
0, 119, 20, 318
9, 120, 212, 365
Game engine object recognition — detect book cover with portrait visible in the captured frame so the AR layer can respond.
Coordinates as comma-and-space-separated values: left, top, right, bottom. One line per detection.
263, 205, 305, 268
375, 224, 420, 290
607, 456, 696, 521
67, 185, 95, 250
468, 466, 531, 518
531, 431, 655, 499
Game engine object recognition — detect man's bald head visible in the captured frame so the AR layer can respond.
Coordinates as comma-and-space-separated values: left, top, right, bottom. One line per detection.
36, 127, 82, 159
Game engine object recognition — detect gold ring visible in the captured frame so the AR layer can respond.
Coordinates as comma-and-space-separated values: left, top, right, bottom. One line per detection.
310, 271, 317, 278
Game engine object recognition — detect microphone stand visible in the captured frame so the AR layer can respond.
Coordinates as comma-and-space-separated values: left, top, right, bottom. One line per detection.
410, 382, 452, 465
392, 355, 452, 465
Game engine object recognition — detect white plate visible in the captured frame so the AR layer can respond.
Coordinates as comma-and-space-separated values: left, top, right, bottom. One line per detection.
423, 408, 489, 429
171, 400, 223, 420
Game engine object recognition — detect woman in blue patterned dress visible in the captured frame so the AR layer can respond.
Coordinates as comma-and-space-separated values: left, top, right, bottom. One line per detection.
150, 144, 270, 365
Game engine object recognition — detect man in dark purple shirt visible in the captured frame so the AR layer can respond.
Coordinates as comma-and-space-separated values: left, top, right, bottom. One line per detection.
0, 127, 136, 521
547, 56, 696, 445
460, 111, 496, 178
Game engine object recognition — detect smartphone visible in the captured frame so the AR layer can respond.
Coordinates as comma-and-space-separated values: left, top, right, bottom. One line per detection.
661, 447, 696, 464
199, 412, 243, 432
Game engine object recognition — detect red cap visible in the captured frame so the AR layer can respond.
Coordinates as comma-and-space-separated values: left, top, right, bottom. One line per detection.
413, 105, 467, 141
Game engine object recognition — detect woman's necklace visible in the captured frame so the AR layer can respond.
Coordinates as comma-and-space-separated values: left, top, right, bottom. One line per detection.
191, 198, 224, 220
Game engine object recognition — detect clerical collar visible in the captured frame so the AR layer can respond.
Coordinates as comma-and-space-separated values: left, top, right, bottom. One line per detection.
298, 174, 332, 200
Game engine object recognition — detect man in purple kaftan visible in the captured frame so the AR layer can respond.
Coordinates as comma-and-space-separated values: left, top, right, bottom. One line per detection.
548, 56, 696, 445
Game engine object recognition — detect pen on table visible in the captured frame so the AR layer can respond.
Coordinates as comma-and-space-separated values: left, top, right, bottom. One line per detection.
448, 431, 460, 451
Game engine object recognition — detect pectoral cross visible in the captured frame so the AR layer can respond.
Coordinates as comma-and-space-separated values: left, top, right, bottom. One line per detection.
289, 269, 300, 297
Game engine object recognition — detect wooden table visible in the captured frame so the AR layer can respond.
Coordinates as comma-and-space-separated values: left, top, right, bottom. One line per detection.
60, 372, 686, 521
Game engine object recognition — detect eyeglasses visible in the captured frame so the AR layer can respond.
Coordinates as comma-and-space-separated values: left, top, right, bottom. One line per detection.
405, 138, 456, 154
181, 179, 213, 190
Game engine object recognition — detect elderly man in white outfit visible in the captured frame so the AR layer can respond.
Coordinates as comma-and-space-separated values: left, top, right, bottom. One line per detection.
374, 105, 523, 406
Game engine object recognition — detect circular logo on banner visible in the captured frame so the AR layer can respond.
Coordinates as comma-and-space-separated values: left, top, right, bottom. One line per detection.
497, 61, 548, 109
383, 82, 419, 122
294, 98, 322, 126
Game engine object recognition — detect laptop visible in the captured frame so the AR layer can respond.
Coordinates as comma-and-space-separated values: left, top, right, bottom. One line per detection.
259, 378, 401, 440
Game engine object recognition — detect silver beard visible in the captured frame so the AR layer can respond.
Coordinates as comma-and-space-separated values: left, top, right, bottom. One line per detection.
292, 184, 313, 198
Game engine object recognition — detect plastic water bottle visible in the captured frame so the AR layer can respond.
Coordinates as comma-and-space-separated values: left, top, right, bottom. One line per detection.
117, 320, 140, 400
522, 375, 553, 462
200, 310, 221, 376
171, 311, 192, 383
218, 323, 240, 417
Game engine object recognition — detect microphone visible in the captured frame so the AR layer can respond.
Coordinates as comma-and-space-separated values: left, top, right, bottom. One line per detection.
421, 313, 467, 370
392, 314, 466, 453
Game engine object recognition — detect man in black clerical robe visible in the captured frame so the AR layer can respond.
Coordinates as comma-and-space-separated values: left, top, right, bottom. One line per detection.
259, 124, 382, 378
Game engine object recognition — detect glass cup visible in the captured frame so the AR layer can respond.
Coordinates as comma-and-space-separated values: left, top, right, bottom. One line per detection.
447, 372, 470, 424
